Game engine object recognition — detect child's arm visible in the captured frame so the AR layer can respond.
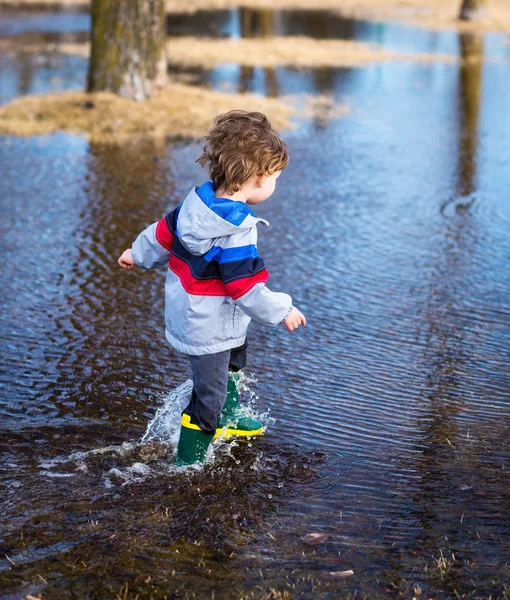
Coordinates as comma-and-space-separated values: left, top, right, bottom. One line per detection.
218, 247, 306, 331
118, 208, 178, 270
232, 283, 306, 331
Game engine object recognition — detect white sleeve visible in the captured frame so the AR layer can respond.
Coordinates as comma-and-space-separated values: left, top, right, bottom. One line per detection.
234, 283, 292, 327
131, 222, 170, 269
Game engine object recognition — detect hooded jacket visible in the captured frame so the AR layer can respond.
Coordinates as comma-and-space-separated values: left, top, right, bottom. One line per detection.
131, 182, 292, 355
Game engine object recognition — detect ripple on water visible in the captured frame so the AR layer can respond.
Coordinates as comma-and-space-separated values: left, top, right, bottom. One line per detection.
1, 9, 510, 597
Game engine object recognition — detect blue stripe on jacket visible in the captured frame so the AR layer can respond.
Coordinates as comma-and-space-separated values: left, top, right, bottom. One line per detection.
172, 237, 265, 283
195, 181, 255, 226
204, 244, 259, 264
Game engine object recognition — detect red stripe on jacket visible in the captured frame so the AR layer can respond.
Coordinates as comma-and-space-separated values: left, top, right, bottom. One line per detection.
170, 254, 227, 296
225, 269, 269, 300
156, 218, 174, 251
170, 254, 269, 299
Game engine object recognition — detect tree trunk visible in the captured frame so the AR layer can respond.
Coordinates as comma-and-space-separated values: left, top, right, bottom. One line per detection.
87, 0, 167, 101
240, 8, 273, 38
459, 0, 487, 21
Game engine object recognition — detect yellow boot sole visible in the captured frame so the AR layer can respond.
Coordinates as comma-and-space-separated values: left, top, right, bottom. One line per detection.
181, 414, 265, 440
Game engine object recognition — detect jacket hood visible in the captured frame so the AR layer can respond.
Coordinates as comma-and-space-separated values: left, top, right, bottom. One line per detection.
177, 182, 269, 255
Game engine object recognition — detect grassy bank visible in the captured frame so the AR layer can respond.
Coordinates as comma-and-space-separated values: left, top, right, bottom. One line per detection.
166, 37, 456, 69
0, 83, 294, 143
0, 36, 457, 67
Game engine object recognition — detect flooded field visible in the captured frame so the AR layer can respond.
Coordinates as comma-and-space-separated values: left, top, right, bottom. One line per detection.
1, 7, 509, 600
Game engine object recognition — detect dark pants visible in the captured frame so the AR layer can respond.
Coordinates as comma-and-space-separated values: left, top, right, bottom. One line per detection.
185, 340, 247, 433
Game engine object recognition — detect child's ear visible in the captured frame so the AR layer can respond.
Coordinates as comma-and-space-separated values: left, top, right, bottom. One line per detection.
256, 174, 265, 188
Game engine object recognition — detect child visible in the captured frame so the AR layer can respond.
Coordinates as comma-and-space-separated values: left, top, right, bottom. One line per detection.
118, 110, 306, 463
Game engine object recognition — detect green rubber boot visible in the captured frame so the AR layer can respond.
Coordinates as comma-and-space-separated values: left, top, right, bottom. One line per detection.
176, 373, 264, 464
176, 414, 215, 465
215, 371, 265, 439
218, 371, 243, 422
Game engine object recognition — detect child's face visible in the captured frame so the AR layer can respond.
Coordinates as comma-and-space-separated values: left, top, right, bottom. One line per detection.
246, 170, 282, 205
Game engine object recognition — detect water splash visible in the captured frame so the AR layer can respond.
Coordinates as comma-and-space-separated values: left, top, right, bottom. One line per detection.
141, 378, 193, 444
39, 374, 271, 482
141, 373, 273, 446
104, 462, 152, 488
39, 441, 143, 468
233, 371, 274, 428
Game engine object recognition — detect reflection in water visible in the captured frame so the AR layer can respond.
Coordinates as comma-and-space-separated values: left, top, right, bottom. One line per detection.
16, 50, 36, 96
388, 34, 509, 595
240, 7, 273, 38
206, 61, 352, 100
0, 52, 86, 105
0, 10, 90, 37
238, 65, 254, 94
457, 33, 483, 196
264, 66, 280, 98
47, 141, 181, 423
167, 7, 360, 41
0, 32, 88, 105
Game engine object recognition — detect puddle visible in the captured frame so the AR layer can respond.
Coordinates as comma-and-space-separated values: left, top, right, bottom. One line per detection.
0, 6, 509, 600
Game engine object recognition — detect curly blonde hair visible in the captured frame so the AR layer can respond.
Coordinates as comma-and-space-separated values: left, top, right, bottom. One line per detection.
196, 110, 289, 195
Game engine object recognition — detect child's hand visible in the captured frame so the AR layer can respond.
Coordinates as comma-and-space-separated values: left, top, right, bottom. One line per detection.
283, 307, 307, 332
118, 248, 135, 269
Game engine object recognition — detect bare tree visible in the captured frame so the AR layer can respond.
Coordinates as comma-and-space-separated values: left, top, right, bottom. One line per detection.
87, 0, 168, 101
459, 0, 487, 21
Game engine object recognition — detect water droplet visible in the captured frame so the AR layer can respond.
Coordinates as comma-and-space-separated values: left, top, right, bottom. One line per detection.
268, 494, 272, 499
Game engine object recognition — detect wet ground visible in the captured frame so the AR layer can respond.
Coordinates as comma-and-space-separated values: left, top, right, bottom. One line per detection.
1, 7, 510, 600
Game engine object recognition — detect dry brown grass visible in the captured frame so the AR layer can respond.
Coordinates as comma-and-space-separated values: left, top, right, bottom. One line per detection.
0, 0, 88, 8
0, 36, 456, 68
166, 36, 456, 68
0, 37, 89, 57
2, 0, 510, 33
0, 82, 294, 143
